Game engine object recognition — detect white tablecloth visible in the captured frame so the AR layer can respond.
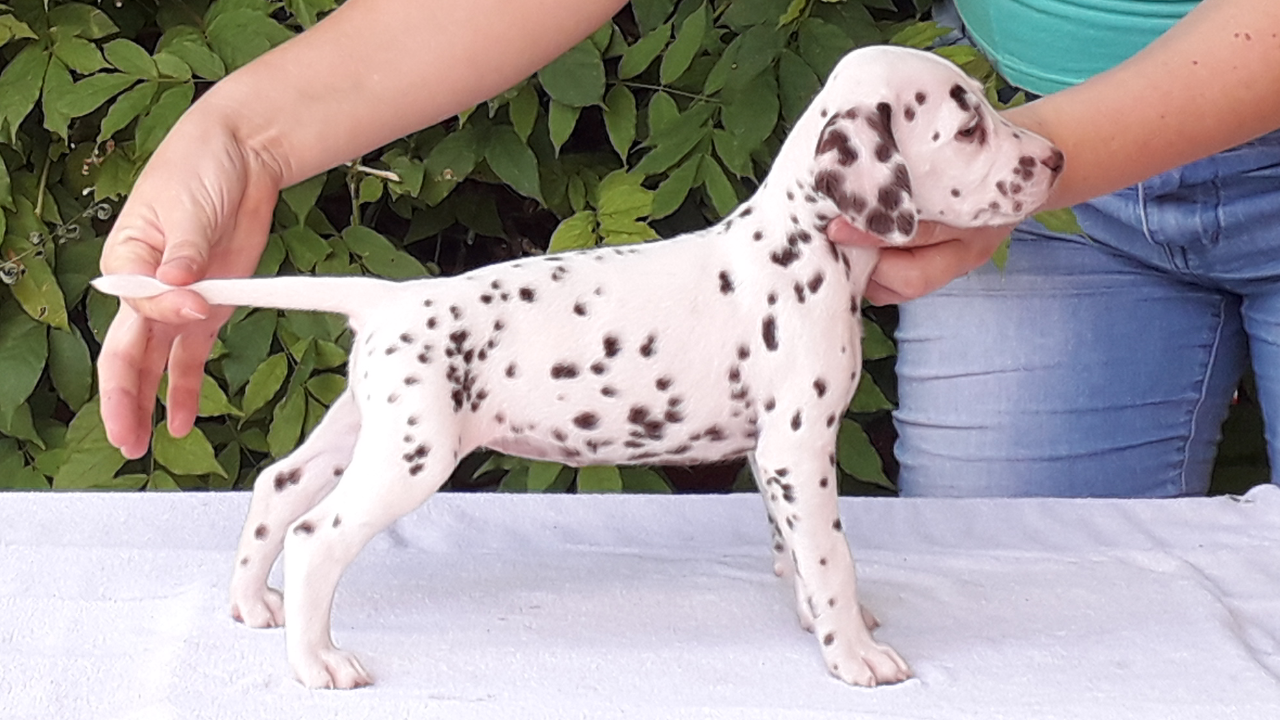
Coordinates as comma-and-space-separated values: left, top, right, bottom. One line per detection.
2, 486, 1278, 719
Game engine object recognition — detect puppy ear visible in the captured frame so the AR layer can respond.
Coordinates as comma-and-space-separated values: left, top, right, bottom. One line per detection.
812, 102, 917, 244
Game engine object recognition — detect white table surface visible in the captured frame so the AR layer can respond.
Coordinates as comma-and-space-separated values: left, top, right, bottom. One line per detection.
2, 486, 1278, 720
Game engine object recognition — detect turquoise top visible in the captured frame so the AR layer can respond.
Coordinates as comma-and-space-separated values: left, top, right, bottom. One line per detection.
952, 0, 1200, 94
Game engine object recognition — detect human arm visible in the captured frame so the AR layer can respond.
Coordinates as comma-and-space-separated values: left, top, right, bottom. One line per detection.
837, 0, 1280, 305
98, 0, 628, 458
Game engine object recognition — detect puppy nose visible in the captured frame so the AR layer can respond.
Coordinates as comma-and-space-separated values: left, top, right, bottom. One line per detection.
1041, 148, 1065, 175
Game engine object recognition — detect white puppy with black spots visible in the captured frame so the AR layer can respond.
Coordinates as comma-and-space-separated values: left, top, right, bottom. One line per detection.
94, 45, 1062, 689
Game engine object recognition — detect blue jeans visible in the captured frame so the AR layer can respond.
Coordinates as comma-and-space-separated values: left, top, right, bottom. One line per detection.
895, 129, 1280, 497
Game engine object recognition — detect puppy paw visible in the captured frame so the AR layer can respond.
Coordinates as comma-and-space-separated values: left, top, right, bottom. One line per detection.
294, 647, 373, 690
230, 586, 285, 628
823, 634, 911, 687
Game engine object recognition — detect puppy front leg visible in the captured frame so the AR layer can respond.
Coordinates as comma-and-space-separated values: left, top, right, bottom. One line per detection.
751, 432, 910, 687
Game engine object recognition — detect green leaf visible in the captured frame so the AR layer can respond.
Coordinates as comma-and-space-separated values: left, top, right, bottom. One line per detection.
220, 309, 277, 393
720, 68, 779, 152
777, 49, 822, 125
205, 8, 294, 72
547, 100, 580, 156
596, 170, 656, 244
242, 352, 288, 417
1034, 207, 1084, 235
268, 384, 306, 457
52, 398, 128, 490
152, 51, 192, 81
861, 318, 896, 360
357, 174, 383, 204
837, 419, 892, 489
10, 248, 70, 330
280, 172, 327, 223
650, 157, 699, 219
527, 461, 566, 492
634, 102, 714, 176
547, 210, 598, 254
991, 237, 1011, 271
578, 465, 623, 493
0, 302, 48, 426
285, 0, 338, 28
704, 25, 784, 95
484, 125, 543, 201
0, 45, 50, 144
425, 123, 481, 183
156, 32, 226, 80
660, 2, 706, 85
537, 39, 605, 108
617, 22, 671, 80
134, 83, 194, 157
697, 155, 738, 217
146, 470, 182, 491
0, 439, 47, 490
343, 225, 427, 279
49, 326, 92, 410
97, 80, 157, 142
104, 38, 158, 78
646, 90, 679, 136
0, 15, 38, 46
154, 423, 227, 477
890, 21, 953, 50
0, 152, 11, 211
850, 372, 893, 413
41, 56, 75, 138
797, 17, 854, 79
619, 467, 672, 493
52, 34, 108, 74
197, 374, 242, 417
305, 373, 346, 404
508, 82, 538, 142
47, 2, 119, 40
602, 83, 637, 161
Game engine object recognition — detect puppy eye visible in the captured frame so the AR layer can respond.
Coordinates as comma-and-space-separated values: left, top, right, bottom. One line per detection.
956, 120, 981, 139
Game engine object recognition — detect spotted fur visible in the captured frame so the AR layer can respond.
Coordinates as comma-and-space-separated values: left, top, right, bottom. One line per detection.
92, 45, 1061, 691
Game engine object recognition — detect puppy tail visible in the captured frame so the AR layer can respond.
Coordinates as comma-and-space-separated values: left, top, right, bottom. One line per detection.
90, 274, 394, 323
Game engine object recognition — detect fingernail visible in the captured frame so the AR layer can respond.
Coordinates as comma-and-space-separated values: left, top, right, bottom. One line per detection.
180, 307, 208, 321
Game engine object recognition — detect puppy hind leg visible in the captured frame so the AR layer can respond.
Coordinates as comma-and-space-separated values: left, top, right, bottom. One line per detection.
282, 426, 458, 689
230, 390, 361, 629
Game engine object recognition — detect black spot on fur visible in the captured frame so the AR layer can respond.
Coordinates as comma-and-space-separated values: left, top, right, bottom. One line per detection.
762, 316, 779, 351
603, 335, 621, 358
254, 524, 268, 540
573, 412, 600, 430
807, 273, 825, 294
590, 361, 607, 375
791, 411, 802, 431
332, 515, 342, 528
770, 245, 801, 268
551, 363, 580, 380
293, 521, 315, 536
823, 632, 836, 646
813, 379, 828, 398
719, 271, 734, 295
949, 83, 971, 112
737, 345, 750, 361
273, 468, 301, 492
656, 376, 673, 391
601, 386, 618, 397
640, 335, 657, 358
505, 363, 517, 378
519, 287, 536, 302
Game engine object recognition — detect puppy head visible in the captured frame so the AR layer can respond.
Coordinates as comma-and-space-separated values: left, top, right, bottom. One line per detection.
811, 47, 1063, 244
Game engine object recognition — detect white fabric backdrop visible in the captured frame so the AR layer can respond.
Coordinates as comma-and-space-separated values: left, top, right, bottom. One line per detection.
2, 485, 1278, 719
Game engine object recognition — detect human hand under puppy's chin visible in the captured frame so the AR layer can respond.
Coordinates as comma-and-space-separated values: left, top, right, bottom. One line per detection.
825, 216, 1018, 305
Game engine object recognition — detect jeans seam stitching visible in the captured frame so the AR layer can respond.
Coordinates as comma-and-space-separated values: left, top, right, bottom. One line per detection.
1183, 296, 1229, 495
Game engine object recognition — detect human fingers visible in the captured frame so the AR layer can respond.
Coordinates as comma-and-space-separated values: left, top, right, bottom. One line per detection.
162, 315, 226, 439
98, 304, 171, 458
861, 225, 1012, 305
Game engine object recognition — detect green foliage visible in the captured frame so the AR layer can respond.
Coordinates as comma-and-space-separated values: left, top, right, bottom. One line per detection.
0, 0, 1029, 495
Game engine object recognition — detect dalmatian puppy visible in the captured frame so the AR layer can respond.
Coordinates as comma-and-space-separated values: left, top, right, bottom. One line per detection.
93, 45, 1062, 690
